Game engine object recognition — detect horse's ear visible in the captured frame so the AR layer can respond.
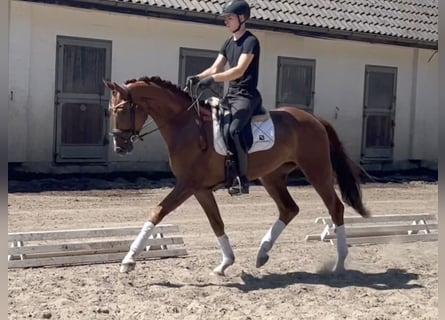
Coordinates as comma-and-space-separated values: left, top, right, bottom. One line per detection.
113, 82, 128, 99
103, 79, 115, 91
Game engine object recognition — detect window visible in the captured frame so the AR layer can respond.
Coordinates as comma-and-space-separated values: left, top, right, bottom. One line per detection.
179, 48, 224, 100
276, 57, 316, 112
62, 45, 107, 95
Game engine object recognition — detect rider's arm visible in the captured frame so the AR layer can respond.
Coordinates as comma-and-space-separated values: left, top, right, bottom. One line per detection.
197, 54, 227, 79
212, 53, 254, 82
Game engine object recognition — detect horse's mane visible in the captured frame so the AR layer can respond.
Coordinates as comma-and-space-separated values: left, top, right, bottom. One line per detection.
124, 76, 191, 102
124, 76, 214, 115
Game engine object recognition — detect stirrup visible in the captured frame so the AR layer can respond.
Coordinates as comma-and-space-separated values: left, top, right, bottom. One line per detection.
228, 176, 249, 196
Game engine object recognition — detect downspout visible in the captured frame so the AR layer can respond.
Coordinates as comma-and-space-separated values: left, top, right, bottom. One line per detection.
408, 48, 418, 160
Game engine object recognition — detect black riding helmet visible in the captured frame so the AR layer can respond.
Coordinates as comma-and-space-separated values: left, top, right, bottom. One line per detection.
221, 0, 251, 19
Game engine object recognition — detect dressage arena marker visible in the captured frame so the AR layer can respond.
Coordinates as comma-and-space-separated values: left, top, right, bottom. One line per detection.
305, 213, 438, 245
8, 224, 187, 268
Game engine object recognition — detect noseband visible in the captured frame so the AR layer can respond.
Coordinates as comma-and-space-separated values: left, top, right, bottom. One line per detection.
108, 90, 146, 143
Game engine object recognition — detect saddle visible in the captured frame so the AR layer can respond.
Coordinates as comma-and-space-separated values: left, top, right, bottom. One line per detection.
205, 96, 275, 189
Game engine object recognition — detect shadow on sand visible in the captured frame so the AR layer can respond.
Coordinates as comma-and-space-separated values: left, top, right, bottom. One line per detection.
227, 268, 422, 292
150, 268, 421, 292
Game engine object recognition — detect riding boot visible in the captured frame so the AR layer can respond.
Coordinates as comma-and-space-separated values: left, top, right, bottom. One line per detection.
228, 133, 249, 195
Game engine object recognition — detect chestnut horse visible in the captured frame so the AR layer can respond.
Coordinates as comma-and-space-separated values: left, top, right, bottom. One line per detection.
103, 76, 370, 275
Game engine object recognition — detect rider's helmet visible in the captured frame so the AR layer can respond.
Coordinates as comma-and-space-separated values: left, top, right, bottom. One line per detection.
220, 0, 251, 19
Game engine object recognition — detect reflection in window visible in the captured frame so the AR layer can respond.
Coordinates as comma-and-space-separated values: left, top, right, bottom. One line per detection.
277, 57, 315, 111
179, 48, 224, 100
365, 115, 392, 148
63, 45, 106, 95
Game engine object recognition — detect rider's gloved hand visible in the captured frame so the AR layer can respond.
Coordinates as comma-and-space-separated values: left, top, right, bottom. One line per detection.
198, 76, 215, 89
186, 75, 200, 85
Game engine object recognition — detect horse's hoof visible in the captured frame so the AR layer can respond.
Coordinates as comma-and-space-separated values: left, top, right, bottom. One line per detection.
332, 266, 346, 274
212, 267, 225, 276
212, 258, 234, 276
256, 253, 269, 268
120, 262, 136, 273
332, 262, 346, 274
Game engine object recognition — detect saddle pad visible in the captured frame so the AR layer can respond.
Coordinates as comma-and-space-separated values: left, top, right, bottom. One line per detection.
212, 110, 275, 156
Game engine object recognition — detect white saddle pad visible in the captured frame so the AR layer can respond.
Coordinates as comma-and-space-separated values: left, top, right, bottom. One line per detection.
212, 106, 275, 156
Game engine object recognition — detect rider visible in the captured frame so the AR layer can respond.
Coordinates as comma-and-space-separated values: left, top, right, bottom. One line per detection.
187, 0, 262, 195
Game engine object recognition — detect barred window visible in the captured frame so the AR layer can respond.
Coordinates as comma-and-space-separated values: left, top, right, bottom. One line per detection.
179, 48, 224, 100
276, 57, 315, 112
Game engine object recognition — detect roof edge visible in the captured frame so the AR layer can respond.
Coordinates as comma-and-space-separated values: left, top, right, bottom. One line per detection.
16, 0, 438, 50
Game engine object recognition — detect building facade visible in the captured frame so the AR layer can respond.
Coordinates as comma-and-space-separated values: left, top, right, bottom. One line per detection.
8, 0, 438, 173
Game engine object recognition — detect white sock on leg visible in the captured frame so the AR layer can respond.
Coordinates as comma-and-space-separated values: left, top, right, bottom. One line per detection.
217, 234, 235, 264
334, 224, 348, 272
260, 219, 286, 252
130, 221, 155, 255
256, 219, 286, 268
335, 224, 348, 257
213, 234, 235, 275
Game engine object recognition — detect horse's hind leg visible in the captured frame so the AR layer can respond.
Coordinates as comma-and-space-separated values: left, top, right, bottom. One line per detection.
120, 184, 193, 273
256, 168, 299, 268
300, 164, 347, 273
194, 189, 235, 276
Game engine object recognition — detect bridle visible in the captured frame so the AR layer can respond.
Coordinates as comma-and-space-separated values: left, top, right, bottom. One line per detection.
108, 91, 154, 144
108, 81, 206, 145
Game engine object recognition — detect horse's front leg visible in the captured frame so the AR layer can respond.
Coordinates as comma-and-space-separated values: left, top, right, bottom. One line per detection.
120, 184, 193, 273
194, 189, 235, 276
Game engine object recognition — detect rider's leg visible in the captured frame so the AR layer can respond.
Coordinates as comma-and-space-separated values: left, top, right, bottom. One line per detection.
228, 96, 254, 195
230, 130, 249, 194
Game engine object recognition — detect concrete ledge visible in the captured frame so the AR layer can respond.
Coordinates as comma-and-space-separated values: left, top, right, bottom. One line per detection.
361, 159, 437, 172
9, 161, 171, 175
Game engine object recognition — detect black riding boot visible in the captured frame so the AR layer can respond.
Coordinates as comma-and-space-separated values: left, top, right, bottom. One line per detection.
228, 133, 249, 195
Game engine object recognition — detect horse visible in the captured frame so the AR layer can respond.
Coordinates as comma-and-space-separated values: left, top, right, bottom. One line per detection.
103, 76, 370, 276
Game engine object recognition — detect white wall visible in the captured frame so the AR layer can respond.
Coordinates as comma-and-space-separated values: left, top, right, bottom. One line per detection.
8, 1, 438, 171
8, 3, 31, 162
260, 31, 438, 162
412, 49, 438, 162
8, 1, 230, 166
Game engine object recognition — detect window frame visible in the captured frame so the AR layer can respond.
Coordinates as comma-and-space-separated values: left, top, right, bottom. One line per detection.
54, 35, 112, 163
178, 47, 224, 97
276, 56, 316, 112
361, 64, 397, 161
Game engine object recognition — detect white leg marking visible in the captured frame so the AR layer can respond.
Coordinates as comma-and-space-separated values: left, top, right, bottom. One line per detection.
333, 224, 348, 273
256, 219, 286, 268
120, 221, 154, 273
213, 234, 235, 276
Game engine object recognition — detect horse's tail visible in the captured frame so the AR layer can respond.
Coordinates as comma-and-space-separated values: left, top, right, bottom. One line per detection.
317, 117, 371, 218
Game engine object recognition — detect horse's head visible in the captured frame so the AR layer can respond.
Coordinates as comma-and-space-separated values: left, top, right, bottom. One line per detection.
104, 76, 199, 155
103, 80, 149, 155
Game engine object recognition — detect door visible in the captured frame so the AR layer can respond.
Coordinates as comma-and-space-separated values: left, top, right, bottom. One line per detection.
55, 36, 111, 162
361, 65, 397, 160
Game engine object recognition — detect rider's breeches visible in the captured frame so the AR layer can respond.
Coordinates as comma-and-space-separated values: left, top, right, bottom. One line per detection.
227, 93, 262, 142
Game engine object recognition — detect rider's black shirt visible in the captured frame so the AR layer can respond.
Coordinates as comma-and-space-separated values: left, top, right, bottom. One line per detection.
219, 31, 260, 95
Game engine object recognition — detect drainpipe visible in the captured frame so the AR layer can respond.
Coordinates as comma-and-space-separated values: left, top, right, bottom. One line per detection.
408, 48, 418, 160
